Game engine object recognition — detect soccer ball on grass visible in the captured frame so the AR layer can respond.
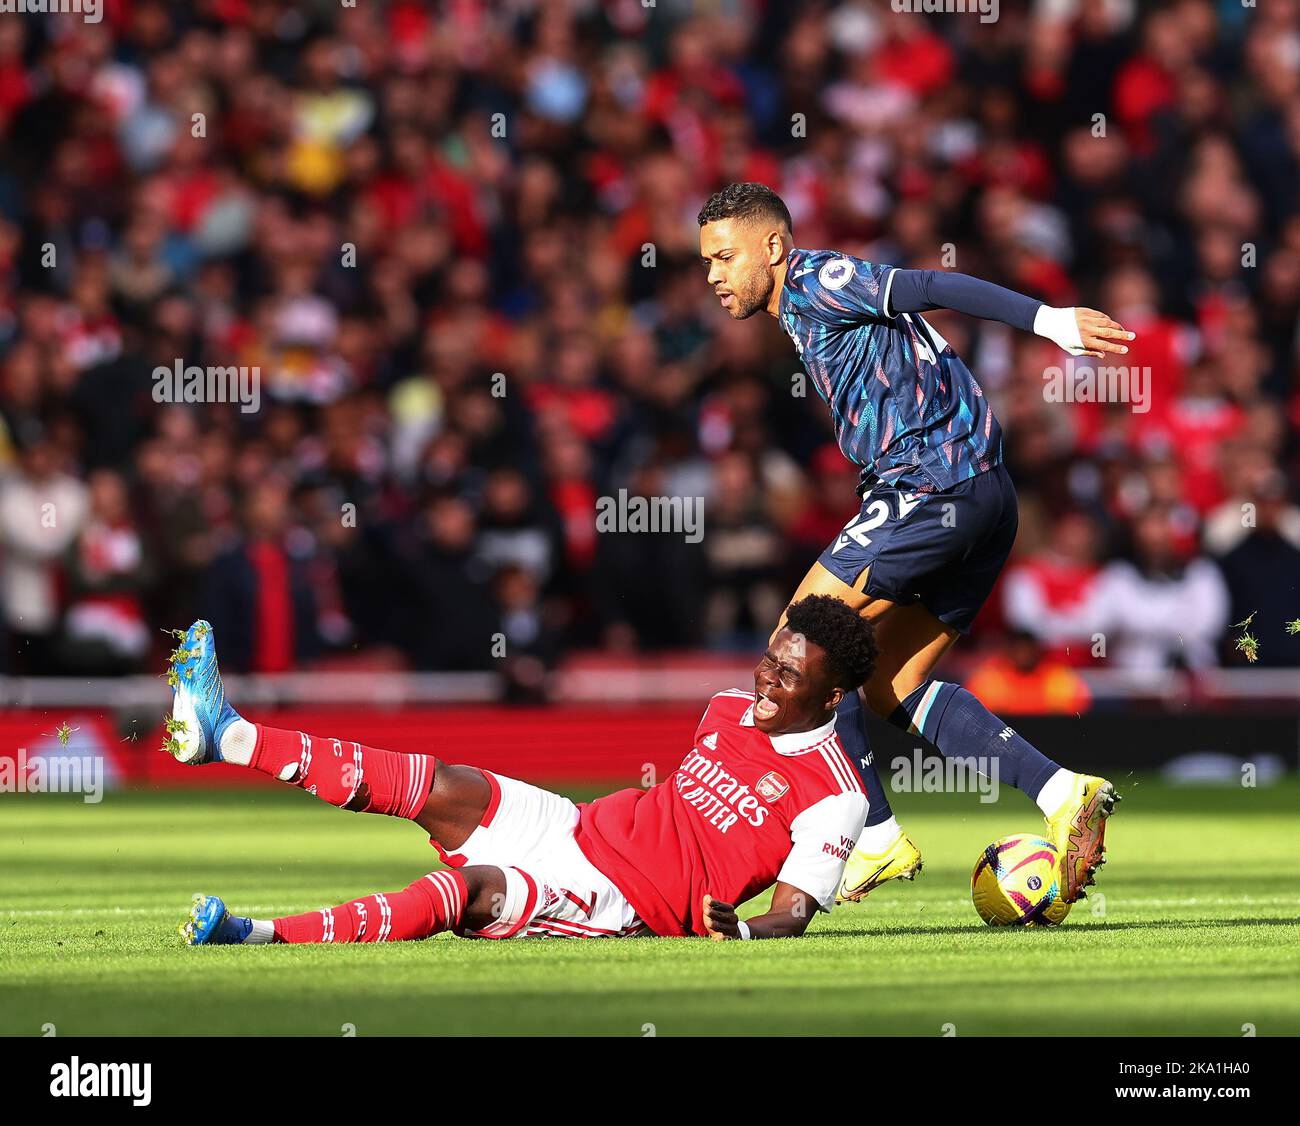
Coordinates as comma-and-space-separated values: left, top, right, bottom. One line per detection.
971, 833, 1071, 926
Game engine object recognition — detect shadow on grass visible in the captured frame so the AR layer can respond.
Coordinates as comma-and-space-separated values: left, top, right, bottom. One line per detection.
813, 915, 1300, 938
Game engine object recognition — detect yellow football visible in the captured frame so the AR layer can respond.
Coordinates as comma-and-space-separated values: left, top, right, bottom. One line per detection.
971, 833, 1072, 926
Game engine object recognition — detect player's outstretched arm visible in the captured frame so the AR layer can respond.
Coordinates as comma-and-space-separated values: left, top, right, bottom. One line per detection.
885, 269, 1135, 358
702, 883, 816, 941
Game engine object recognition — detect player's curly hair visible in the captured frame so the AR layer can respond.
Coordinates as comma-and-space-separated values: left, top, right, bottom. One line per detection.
783, 595, 879, 693
697, 182, 793, 234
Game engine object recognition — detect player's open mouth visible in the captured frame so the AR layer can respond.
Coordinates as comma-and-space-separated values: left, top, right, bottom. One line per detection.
718, 292, 734, 308
754, 693, 779, 721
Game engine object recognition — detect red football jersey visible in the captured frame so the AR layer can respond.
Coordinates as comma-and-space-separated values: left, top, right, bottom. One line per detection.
574, 690, 869, 937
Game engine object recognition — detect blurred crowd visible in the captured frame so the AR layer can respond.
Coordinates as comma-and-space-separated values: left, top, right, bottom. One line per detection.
1, 0, 1299, 695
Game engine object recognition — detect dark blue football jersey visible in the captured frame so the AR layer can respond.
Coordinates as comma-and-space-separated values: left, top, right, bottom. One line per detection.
779, 247, 1003, 493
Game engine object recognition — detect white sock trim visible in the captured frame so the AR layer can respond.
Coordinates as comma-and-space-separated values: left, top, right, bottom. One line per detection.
1035, 768, 1074, 817
245, 919, 275, 944
858, 816, 903, 854
219, 719, 257, 766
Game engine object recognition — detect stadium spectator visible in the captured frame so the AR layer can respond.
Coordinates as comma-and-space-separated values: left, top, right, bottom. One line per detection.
1203, 447, 1300, 556
200, 475, 321, 674
702, 449, 785, 649
1215, 470, 1300, 667
591, 462, 707, 651
58, 467, 152, 674
964, 631, 1093, 716
1095, 503, 1231, 670
0, 427, 88, 673
404, 493, 496, 672
492, 562, 561, 703
1002, 512, 1106, 665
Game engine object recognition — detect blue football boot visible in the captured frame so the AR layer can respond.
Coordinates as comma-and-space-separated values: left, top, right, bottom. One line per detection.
179, 894, 254, 946
161, 620, 242, 765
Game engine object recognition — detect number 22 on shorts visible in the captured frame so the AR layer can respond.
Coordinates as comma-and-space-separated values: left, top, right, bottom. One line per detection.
832, 491, 922, 553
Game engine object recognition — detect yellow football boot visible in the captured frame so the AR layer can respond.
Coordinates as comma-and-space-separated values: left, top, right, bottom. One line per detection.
836, 831, 923, 904
1043, 773, 1120, 902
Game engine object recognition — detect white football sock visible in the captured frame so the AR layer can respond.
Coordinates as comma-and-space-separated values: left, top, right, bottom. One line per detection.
858, 816, 903, 854
1035, 768, 1075, 816
218, 718, 257, 766
244, 919, 275, 944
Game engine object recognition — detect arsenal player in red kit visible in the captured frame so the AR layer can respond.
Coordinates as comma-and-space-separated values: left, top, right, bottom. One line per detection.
167, 596, 877, 944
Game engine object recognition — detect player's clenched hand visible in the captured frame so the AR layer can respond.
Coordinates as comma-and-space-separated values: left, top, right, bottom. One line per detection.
703, 894, 740, 940
1075, 308, 1134, 358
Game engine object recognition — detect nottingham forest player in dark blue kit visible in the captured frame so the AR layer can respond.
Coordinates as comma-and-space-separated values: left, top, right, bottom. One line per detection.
698, 182, 1127, 906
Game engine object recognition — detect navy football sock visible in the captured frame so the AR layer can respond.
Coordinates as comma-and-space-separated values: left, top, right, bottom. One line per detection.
886, 680, 1060, 800
834, 691, 894, 827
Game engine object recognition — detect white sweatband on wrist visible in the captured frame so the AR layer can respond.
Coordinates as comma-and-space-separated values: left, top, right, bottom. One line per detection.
1033, 304, 1088, 356
736, 920, 752, 941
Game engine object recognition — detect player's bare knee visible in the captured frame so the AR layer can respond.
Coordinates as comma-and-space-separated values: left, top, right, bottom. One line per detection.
428, 762, 486, 807
457, 865, 508, 932
409, 758, 451, 817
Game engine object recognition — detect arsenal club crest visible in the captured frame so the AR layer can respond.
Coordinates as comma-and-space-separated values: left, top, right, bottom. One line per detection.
756, 771, 789, 802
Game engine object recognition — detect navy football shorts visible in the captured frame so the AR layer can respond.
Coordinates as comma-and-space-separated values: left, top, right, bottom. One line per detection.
815, 463, 1019, 634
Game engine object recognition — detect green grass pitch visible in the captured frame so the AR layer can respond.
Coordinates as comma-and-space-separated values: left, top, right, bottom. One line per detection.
3, 777, 1298, 1036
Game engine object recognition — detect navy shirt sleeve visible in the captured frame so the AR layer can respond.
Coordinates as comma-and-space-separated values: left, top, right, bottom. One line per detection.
883, 269, 1042, 333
